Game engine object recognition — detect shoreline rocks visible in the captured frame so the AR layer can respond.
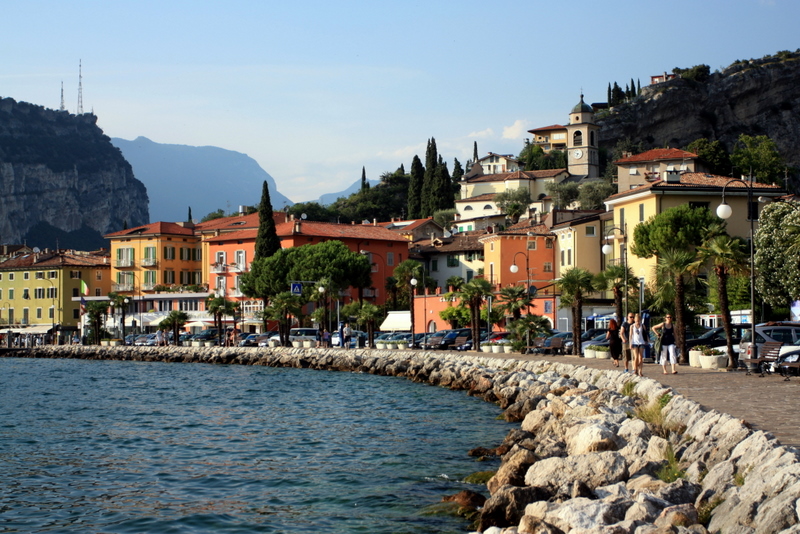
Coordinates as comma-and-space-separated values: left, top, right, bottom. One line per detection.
6, 345, 800, 533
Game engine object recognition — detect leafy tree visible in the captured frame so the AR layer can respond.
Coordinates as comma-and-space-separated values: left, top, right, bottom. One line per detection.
201, 209, 226, 222
508, 314, 552, 353
360, 166, 369, 193
391, 259, 424, 339
690, 234, 749, 368
673, 64, 710, 82
632, 205, 718, 259
433, 156, 453, 212
445, 275, 464, 292
455, 278, 494, 352
433, 209, 457, 230
254, 180, 281, 260
439, 304, 469, 328
546, 182, 580, 209
497, 285, 531, 321
656, 249, 697, 364
730, 134, 785, 185
187, 206, 193, 222
286, 202, 336, 222
754, 201, 800, 307
578, 181, 616, 210
206, 296, 236, 345
160, 310, 189, 346
85, 300, 110, 344
494, 187, 532, 223
384, 276, 399, 310
556, 268, 595, 355
593, 264, 637, 323
407, 155, 425, 219
686, 138, 731, 176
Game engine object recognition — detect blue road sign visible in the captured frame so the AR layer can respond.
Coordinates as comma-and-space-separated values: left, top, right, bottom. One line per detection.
290, 282, 303, 295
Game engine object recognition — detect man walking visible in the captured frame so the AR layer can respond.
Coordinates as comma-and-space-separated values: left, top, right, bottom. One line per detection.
620, 313, 635, 373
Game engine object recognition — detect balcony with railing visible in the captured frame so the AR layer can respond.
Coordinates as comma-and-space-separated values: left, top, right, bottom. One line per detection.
141, 258, 158, 267
228, 262, 247, 273
142, 282, 157, 291
230, 288, 244, 297
116, 258, 135, 268
211, 262, 227, 273
112, 283, 134, 292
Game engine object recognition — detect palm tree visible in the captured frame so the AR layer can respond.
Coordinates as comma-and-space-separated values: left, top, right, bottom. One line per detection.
446, 275, 465, 292
392, 259, 424, 338
160, 310, 189, 346
508, 314, 552, 352
384, 276, 399, 311
497, 285, 532, 322
657, 248, 697, 364
691, 234, 749, 368
357, 302, 382, 347
593, 264, 637, 323
556, 268, 595, 355
264, 292, 304, 346
455, 278, 494, 351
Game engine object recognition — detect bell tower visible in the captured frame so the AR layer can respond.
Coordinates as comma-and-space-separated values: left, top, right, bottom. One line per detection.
565, 94, 599, 178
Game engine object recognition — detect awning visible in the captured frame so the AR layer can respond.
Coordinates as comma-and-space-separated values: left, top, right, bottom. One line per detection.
186, 320, 214, 328
3, 325, 53, 334
379, 311, 411, 332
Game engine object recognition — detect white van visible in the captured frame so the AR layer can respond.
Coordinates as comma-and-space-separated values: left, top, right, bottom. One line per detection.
269, 328, 319, 343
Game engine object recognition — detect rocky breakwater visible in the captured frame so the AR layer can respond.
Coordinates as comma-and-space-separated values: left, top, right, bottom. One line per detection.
13, 345, 800, 533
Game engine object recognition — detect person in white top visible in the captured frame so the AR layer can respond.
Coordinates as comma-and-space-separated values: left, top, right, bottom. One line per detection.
629, 313, 647, 377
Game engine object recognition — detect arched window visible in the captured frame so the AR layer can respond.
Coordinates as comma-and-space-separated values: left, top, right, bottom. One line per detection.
590, 131, 596, 146
483, 204, 492, 210
464, 205, 473, 211
573, 131, 583, 146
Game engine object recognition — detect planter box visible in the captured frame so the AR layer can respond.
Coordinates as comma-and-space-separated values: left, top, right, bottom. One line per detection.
376, 342, 386, 350
584, 349, 596, 359
269, 340, 281, 348
205, 341, 216, 347
396, 344, 408, 350
292, 341, 303, 348
689, 350, 702, 368
110, 340, 122, 346
481, 345, 492, 353
192, 340, 203, 347
700, 354, 727, 369
386, 343, 397, 350
595, 350, 611, 360
503, 345, 514, 353
100, 340, 110, 346
491, 345, 503, 353
302, 340, 316, 348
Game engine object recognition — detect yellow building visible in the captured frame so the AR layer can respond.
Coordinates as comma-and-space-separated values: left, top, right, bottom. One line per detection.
603, 172, 785, 289
550, 210, 608, 278
614, 148, 703, 192
0, 249, 111, 338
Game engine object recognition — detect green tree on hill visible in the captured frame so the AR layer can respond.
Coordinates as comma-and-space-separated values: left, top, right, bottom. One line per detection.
407, 155, 425, 219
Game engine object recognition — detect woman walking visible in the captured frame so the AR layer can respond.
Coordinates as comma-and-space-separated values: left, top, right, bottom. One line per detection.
652, 314, 678, 374
629, 313, 647, 376
606, 319, 623, 367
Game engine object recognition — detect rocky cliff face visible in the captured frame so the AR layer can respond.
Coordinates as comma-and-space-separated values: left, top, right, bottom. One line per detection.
0, 98, 149, 248
599, 52, 800, 180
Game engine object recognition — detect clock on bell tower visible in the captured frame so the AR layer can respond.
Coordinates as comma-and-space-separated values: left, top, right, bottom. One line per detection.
565, 94, 599, 178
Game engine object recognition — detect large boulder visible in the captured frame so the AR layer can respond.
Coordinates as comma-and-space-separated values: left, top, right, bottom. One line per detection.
525, 452, 629, 497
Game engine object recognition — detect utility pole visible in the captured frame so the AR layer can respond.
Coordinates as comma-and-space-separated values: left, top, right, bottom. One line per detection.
77, 60, 83, 114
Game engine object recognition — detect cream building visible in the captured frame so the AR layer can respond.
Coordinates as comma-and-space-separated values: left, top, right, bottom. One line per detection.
614, 148, 703, 192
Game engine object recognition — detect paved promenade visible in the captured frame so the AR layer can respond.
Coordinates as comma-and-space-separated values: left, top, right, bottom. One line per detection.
492, 352, 800, 449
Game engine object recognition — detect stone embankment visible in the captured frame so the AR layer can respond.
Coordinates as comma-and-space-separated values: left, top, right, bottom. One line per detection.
11, 345, 800, 533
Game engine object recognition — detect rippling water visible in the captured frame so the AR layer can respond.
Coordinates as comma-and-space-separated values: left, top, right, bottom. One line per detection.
0, 357, 511, 533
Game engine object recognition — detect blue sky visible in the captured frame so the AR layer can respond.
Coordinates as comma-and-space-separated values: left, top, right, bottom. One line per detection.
2, 0, 798, 203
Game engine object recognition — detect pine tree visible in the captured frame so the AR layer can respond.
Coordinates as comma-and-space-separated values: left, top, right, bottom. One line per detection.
451, 158, 464, 198
420, 138, 438, 217
187, 206, 193, 222
407, 155, 424, 219
254, 181, 281, 260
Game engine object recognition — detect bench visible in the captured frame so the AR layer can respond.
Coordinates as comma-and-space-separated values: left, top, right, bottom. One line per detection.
450, 336, 469, 350
545, 337, 564, 355
742, 341, 783, 377
525, 337, 546, 354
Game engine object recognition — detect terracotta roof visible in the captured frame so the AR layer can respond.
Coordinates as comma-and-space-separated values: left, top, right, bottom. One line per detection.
105, 221, 197, 238
195, 212, 261, 232
614, 148, 698, 165
500, 220, 552, 236
528, 124, 565, 133
411, 233, 484, 254
550, 212, 604, 230
379, 217, 440, 232
477, 152, 518, 162
0, 250, 110, 269
466, 169, 568, 183
275, 221, 409, 242
606, 172, 784, 202
204, 229, 257, 243
456, 193, 498, 203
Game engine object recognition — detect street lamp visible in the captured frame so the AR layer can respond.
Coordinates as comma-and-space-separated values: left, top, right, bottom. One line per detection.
716, 177, 758, 361
1, 302, 11, 347
122, 297, 130, 343
410, 276, 418, 348
318, 285, 327, 339
602, 225, 628, 319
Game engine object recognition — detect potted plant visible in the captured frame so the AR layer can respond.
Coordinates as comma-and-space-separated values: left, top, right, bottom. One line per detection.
700, 347, 726, 369
302, 339, 316, 348
386, 340, 398, 349
268, 339, 281, 348
595, 346, 611, 359
481, 341, 493, 353
584, 345, 597, 359
491, 342, 503, 353
376, 341, 387, 350
291, 340, 303, 348
100, 338, 111, 346
689, 345, 706, 368
109, 338, 123, 346
503, 343, 514, 353
396, 340, 408, 350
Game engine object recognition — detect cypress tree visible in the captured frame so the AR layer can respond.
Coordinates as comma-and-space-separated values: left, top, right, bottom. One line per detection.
607, 83, 611, 105
630, 78, 636, 98
360, 166, 369, 192
637, 79, 641, 95
254, 180, 281, 260
421, 138, 438, 217
435, 156, 452, 211
473, 141, 479, 163
451, 158, 464, 198
187, 206, 193, 222
407, 155, 424, 219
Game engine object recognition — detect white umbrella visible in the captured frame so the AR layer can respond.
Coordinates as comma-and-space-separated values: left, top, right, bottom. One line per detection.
186, 320, 214, 328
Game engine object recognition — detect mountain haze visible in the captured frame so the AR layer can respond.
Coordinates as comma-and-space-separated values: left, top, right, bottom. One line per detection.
316, 178, 380, 206
111, 137, 293, 222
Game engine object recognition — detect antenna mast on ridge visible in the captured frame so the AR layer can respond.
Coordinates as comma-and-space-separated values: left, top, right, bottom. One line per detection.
60, 81, 65, 111
77, 60, 83, 114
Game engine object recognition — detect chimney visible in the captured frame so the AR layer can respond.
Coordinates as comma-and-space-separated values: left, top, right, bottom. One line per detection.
373, 218, 377, 226
294, 221, 301, 233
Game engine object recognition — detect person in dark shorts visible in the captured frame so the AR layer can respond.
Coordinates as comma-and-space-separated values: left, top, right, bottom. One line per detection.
620, 313, 635, 373
606, 319, 623, 367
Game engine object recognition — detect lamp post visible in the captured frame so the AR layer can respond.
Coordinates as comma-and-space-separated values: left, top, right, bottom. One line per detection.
716, 177, 758, 361
318, 285, 327, 340
1, 302, 11, 347
44, 278, 58, 345
410, 276, 418, 348
122, 297, 129, 343
602, 225, 628, 320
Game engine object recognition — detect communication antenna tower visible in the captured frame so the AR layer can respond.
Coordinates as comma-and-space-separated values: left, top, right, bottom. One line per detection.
60, 81, 65, 111
77, 60, 83, 114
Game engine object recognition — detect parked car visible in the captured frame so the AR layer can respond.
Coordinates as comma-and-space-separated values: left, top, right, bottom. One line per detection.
581, 332, 610, 353
541, 332, 572, 353
330, 330, 367, 348
239, 334, 260, 347
770, 349, 800, 375
193, 328, 219, 341
685, 324, 751, 351
134, 334, 156, 346
420, 330, 452, 350
740, 322, 800, 358
424, 328, 471, 350
269, 327, 320, 344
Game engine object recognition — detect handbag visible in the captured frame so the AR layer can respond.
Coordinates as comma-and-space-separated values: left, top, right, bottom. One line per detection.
654, 333, 663, 357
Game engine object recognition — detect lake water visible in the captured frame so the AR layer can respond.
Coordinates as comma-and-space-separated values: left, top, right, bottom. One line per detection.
0, 357, 511, 533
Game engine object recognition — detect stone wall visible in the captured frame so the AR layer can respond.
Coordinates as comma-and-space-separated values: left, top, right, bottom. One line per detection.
9, 345, 800, 533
